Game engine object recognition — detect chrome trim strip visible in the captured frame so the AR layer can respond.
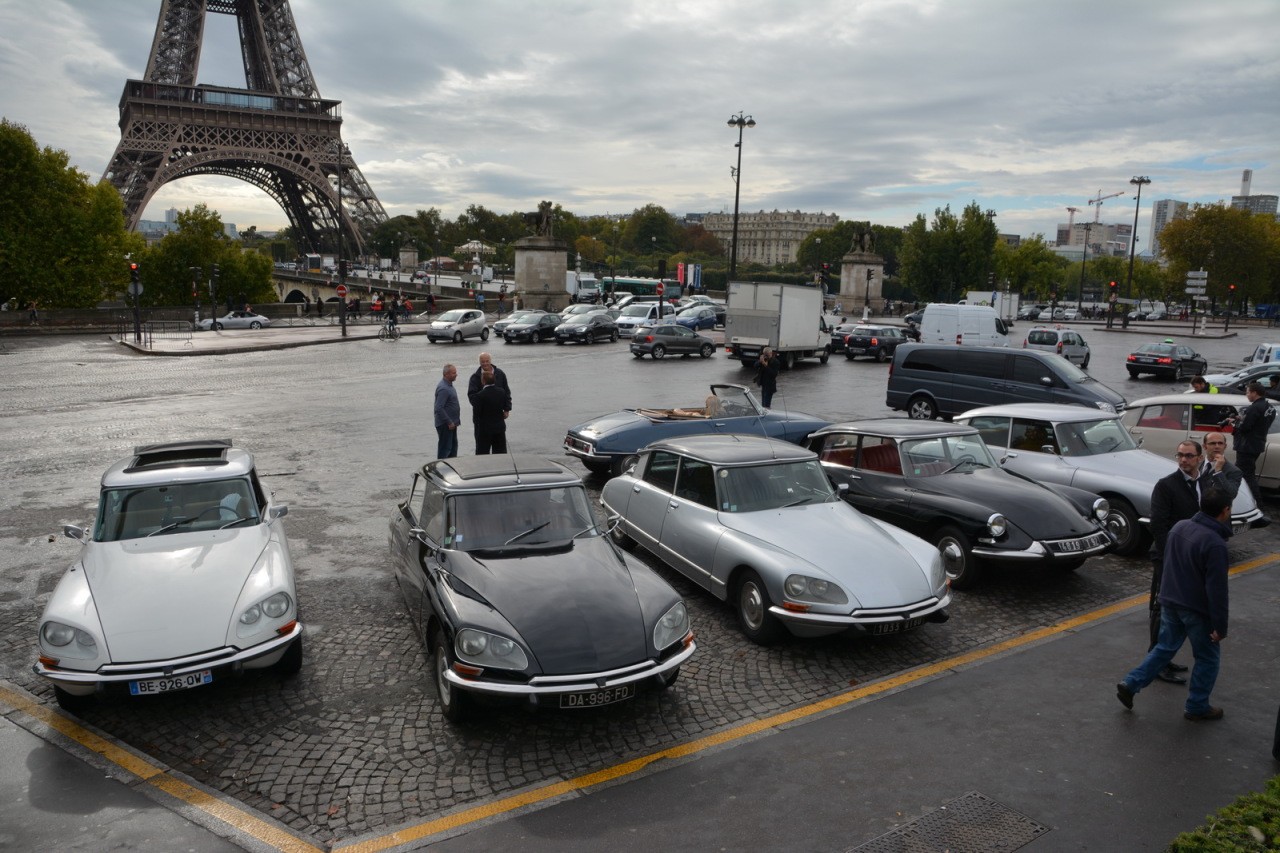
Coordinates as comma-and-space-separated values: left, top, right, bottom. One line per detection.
443, 640, 695, 697
769, 594, 950, 626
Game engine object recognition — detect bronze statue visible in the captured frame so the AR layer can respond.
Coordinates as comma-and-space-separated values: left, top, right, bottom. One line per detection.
523, 200, 556, 237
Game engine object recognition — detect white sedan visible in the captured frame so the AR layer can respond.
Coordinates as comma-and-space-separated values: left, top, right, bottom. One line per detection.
195, 310, 272, 331
33, 440, 303, 711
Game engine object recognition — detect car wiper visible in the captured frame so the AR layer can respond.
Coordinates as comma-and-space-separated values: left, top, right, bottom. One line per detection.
218, 516, 255, 529
570, 524, 599, 539
505, 521, 550, 545
147, 517, 194, 536
941, 460, 983, 475
783, 497, 813, 508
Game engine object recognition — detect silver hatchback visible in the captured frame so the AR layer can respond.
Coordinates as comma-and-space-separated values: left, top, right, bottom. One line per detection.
1023, 325, 1090, 367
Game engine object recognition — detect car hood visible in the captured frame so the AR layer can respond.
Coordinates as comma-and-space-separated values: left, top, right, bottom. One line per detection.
717, 502, 936, 608
1052, 447, 1174, 484
569, 410, 650, 438
81, 527, 269, 661
912, 467, 1098, 538
451, 537, 652, 674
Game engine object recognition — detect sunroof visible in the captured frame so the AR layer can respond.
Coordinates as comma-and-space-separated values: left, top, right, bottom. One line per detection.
440, 454, 565, 481
127, 439, 232, 471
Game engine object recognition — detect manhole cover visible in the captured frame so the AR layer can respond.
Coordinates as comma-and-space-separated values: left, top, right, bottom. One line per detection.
850, 791, 1049, 852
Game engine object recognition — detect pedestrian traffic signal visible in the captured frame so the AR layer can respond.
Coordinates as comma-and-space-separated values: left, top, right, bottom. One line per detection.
212, 264, 221, 281
1229, 284, 1236, 293
129, 262, 140, 284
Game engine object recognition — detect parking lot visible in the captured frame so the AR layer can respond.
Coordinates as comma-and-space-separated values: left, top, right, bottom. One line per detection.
1, 317, 1276, 847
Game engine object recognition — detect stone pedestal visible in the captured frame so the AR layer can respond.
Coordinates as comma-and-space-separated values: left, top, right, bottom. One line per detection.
839, 251, 885, 314
514, 236, 569, 311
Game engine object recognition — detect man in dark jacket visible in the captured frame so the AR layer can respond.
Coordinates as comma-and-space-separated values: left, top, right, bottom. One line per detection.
473, 369, 511, 454
1116, 488, 1231, 721
468, 352, 511, 448
1229, 381, 1273, 505
755, 347, 780, 407
1146, 439, 1206, 683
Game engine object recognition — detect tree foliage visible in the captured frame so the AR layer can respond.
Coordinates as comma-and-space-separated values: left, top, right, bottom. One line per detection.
0, 120, 143, 308
137, 204, 274, 308
1158, 203, 1280, 305
898, 202, 999, 301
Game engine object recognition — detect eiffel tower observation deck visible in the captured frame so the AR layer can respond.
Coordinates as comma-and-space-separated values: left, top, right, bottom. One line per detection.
102, 0, 386, 255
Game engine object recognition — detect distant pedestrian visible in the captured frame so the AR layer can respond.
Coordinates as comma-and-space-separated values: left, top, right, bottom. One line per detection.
427, 292, 436, 315
476, 290, 486, 312
755, 347, 780, 407
315, 297, 324, 318
1116, 488, 1232, 722
473, 369, 511, 454
434, 364, 460, 459
26, 300, 38, 325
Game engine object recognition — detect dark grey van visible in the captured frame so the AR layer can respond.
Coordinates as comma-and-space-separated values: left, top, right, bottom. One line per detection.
886, 344, 1126, 420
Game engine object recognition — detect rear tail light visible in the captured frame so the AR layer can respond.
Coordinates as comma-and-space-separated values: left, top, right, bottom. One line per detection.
644, 335, 654, 343
1157, 357, 1173, 365
1056, 342, 1063, 353
870, 337, 879, 346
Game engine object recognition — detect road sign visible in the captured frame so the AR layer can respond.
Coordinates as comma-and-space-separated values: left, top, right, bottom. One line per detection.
656, 282, 665, 296
1185, 286, 1206, 295
335, 284, 348, 297
128, 281, 143, 298
1186, 270, 1208, 279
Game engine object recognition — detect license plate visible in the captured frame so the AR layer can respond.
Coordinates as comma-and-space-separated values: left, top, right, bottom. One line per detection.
129, 670, 212, 696
848, 347, 866, 355
869, 618, 924, 635
559, 683, 636, 708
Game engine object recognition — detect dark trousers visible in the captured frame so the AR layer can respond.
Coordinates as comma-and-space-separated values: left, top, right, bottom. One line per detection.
475, 429, 507, 455
761, 384, 776, 407
436, 425, 458, 459
1236, 452, 1261, 502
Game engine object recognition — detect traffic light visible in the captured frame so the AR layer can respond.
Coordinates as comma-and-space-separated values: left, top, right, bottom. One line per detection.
1109, 281, 1117, 292
988, 271, 995, 286
866, 268, 874, 283
212, 264, 221, 281
1229, 284, 1236, 295
338, 259, 348, 279
129, 262, 140, 284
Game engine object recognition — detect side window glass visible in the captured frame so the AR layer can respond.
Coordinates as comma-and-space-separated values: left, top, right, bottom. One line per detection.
817, 433, 859, 467
643, 451, 680, 493
966, 416, 1011, 448
674, 459, 717, 508
856, 437, 902, 475
419, 481, 447, 543
964, 351, 1007, 379
1011, 419, 1058, 453
1011, 355, 1049, 385
1137, 405, 1190, 431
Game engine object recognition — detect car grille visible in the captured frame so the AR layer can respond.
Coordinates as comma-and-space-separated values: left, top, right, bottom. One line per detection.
99, 646, 240, 675
1044, 531, 1110, 554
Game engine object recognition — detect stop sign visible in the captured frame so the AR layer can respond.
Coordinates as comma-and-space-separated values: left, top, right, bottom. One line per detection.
336, 284, 348, 297
656, 282, 664, 296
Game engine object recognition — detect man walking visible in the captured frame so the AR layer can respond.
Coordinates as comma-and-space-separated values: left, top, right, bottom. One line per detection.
468, 353, 511, 446
1146, 439, 1206, 684
434, 364, 460, 459
1116, 488, 1232, 721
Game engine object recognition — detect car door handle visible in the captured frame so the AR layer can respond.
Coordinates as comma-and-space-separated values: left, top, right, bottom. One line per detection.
1004, 451, 1019, 458
633, 485, 641, 493
669, 501, 679, 509
713, 421, 728, 427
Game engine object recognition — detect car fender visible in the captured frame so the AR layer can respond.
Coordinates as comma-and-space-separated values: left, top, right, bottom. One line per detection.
708, 527, 826, 604
900, 489, 1038, 551
38, 562, 109, 666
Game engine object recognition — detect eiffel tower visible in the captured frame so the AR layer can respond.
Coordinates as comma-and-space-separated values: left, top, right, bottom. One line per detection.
102, 0, 386, 254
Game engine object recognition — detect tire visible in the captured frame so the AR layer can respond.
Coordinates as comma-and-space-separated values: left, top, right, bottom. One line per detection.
610, 519, 637, 551
453, 331, 462, 343
845, 351, 858, 361
214, 322, 223, 331
53, 686, 94, 714
1082, 353, 1091, 369
378, 327, 389, 341
610, 454, 639, 477
611, 331, 619, 342
556, 339, 565, 345
531, 330, 540, 343
819, 346, 830, 365
428, 337, 437, 344
699, 343, 714, 359
584, 332, 593, 345
875, 348, 887, 363
276, 636, 303, 676
1103, 498, 1145, 557
783, 352, 796, 370
581, 458, 612, 475
651, 344, 666, 359
481, 327, 490, 341
1127, 369, 1139, 379
936, 526, 982, 590
907, 395, 938, 420
249, 321, 263, 329
734, 569, 783, 645
633, 352, 645, 358
433, 627, 470, 723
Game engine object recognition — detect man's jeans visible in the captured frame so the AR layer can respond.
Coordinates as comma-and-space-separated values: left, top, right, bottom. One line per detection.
1122, 604, 1221, 715
436, 425, 458, 459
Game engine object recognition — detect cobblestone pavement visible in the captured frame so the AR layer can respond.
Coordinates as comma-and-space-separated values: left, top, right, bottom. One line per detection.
1, 330, 1276, 847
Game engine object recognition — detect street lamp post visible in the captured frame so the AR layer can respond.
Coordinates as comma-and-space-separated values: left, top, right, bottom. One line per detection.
727, 112, 756, 281
651, 236, 657, 277
609, 224, 619, 302
1124, 176, 1150, 327
1077, 221, 1092, 311
337, 139, 347, 338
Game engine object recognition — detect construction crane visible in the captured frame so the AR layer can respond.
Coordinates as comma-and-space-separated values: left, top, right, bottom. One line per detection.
1088, 189, 1124, 223
1066, 206, 1080, 233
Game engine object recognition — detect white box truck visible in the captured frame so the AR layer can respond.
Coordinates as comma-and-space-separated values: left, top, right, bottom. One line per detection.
961, 291, 1019, 322
724, 282, 832, 369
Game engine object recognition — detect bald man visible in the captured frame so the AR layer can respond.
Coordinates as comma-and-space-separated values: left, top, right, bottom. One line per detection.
467, 352, 511, 446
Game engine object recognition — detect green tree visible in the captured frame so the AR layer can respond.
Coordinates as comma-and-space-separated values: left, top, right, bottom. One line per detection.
0, 120, 141, 308
140, 204, 273, 308
993, 236, 1067, 301
898, 202, 998, 301
1158, 203, 1280, 305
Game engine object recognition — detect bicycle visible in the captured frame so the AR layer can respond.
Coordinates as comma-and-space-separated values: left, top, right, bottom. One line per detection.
378, 317, 402, 342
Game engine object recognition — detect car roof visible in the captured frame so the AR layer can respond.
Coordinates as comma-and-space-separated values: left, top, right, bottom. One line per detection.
1127, 392, 1251, 408
811, 419, 979, 440
957, 403, 1118, 422
102, 439, 255, 488
423, 454, 581, 492
643, 434, 815, 465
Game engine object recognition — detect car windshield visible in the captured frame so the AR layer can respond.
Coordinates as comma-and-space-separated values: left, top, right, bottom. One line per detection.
900, 435, 997, 477
621, 305, 653, 317
676, 307, 703, 317
446, 486, 598, 551
1053, 418, 1140, 455
507, 311, 537, 322
438, 310, 468, 322
711, 385, 762, 417
717, 460, 835, 512
95, 477, 259, 541
1136, 343, 1175, 356
1052, 356, 1090, 382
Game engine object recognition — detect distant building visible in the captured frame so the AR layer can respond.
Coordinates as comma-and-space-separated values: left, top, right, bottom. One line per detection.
1150, 199, 1189, 257
701, 210, 840, 266
1230, 168, 1278, 217
1053, 221, 1131, 257
997, 233, 1021, 249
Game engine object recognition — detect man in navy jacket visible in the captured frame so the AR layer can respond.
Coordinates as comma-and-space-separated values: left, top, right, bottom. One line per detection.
1116, 488, 1231, 721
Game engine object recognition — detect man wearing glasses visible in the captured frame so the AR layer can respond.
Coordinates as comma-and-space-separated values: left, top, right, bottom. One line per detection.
1145, 440, 1208, 684
1200, 432, 1242, 500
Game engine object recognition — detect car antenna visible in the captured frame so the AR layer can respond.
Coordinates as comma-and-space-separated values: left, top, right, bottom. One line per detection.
510, 452, 521, 485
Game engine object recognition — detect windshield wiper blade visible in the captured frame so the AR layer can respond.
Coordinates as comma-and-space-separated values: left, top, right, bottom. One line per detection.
217, 516, 254, 529
505, 521, 550, 545
147, 518, 192, 537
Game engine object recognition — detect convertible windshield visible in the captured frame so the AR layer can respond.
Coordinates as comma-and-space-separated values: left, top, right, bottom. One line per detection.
446, 486, 598, 551
710, 386, 761, 417
95, 478, 259, 541
717, 460, 835, 512
900, 435, 997, 477
1054, 418, 1140, 456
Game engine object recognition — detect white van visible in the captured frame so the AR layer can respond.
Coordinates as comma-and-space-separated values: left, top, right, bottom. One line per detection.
614, 301, 676, 336
918, 303, 1011, 347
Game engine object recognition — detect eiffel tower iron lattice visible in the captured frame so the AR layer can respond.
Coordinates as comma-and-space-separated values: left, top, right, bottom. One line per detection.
101, 0, 386, 255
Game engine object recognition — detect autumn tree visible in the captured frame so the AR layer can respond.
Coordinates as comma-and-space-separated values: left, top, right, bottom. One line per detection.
1157, 203, 1280, 306
139, 204, 274, 308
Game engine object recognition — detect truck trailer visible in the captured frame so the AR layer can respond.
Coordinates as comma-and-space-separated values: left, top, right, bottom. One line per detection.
724, 282, 832, 369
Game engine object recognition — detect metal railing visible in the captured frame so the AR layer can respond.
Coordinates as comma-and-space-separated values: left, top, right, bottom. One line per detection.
116, 319, 193, 348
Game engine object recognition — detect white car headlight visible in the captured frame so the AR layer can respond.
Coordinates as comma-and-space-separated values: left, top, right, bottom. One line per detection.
987, 513, 1007, 538
783, 575, 848, 605
455, 629, 529, 670
1095, 401, 1116, 413
239, 591, 292, 625
40, 621, 98, 657
1092, 497, 1110, 521
653, 601, 690, 650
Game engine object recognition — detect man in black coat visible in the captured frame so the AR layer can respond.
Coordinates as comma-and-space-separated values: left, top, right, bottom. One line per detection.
473, 369, 511, 454
1146, 438, 1206, 684
1229, 381, 1273, 506
468, 352, 511, 448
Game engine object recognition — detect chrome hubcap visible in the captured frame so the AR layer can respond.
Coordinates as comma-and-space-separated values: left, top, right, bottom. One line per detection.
740, 582, 764, 630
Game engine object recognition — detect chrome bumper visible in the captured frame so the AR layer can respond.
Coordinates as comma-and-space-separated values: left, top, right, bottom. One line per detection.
444, 638, 695, 697
972, 531, 1111, 562
768, 593, 951, 627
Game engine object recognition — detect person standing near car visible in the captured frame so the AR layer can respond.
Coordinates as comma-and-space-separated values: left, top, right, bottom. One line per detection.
473, 369, 511, 454
1228, 381, 1273, 509
755, 347, 780, 408
434, 364, 461, 459
468, 352, 511, 446
1146, 439, 1207, 685
1201, 432, 1242, 500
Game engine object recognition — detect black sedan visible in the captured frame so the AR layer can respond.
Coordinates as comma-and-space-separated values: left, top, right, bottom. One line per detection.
843, 324, 909, 362
1125, 341, 1207, 380
556, 312, 620, 345
806, 420, 1114, 589
502, 312, 561, 343
630, 324, 716, 359
387, 455, 695, 722
829, 324, 859, 355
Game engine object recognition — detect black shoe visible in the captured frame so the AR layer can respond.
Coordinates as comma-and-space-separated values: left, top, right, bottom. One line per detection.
1116, 682, 1134, 710
1184, 707, 1224, 721
1166, 662, 1188, 673
1155, 667, 1187, 684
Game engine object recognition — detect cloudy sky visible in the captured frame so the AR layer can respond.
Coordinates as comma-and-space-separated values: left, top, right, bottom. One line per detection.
2, 0, 1277, 245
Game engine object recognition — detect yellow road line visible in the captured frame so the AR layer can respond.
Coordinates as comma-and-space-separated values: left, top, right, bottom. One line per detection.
4, 553, 1273, 853
337, 552, 1278, 853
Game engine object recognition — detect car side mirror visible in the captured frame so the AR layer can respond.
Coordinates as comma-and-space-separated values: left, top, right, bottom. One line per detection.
269, 505, 289, 519
1040, 376, 1053, 387
836, 482, 849, 493
63, 524, 87, 542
